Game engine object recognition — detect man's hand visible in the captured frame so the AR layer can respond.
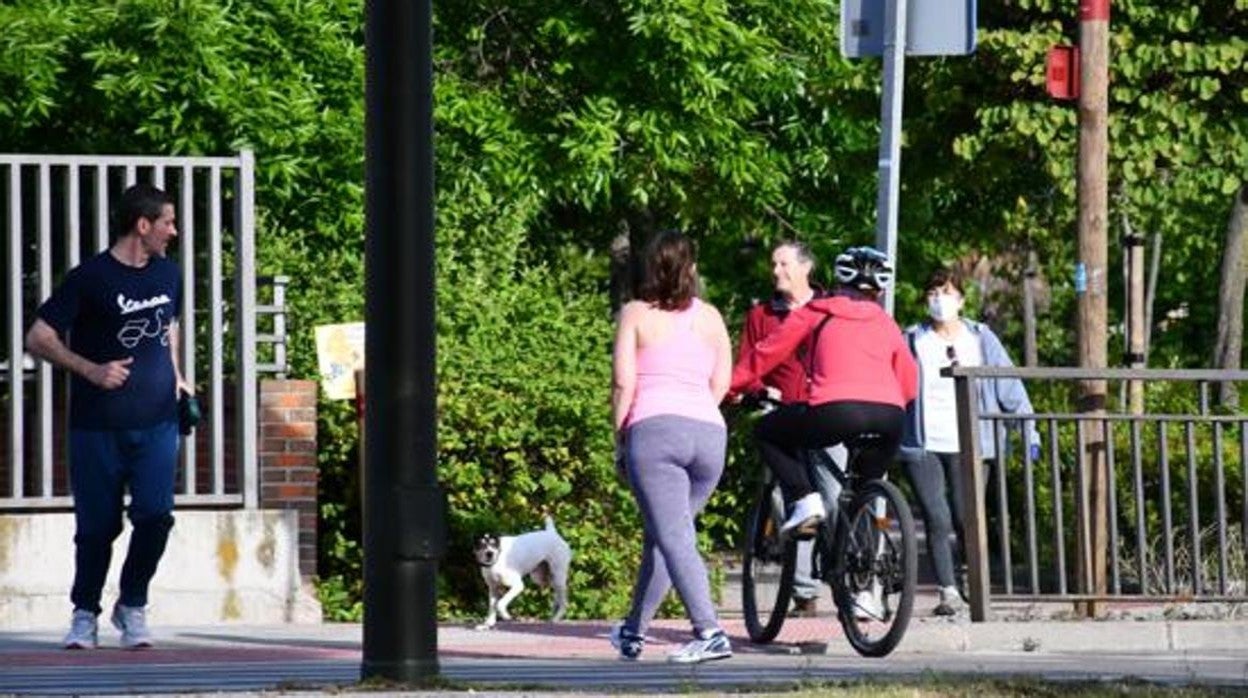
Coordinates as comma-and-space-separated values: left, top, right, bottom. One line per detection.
176, 378, 194, 397
87, 357, 133, 389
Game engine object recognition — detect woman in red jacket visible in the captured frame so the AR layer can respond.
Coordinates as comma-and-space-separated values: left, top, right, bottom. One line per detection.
730, 247, 919, 534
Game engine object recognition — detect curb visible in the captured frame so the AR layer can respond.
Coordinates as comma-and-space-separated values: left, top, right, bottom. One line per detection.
899, 618, 1248, 654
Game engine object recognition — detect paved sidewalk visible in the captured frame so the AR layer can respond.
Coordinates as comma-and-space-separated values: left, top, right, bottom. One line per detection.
5, 607, 1245, 661
3, 611, 1247, 693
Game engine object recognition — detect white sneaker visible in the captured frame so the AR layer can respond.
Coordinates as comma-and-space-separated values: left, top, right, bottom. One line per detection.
853, 586, 885, 621
780, 493, 826, 534
62, 609, 98, 649
667, 629, 732, 664
111, 604, 153, 649
934, 585, 965, 616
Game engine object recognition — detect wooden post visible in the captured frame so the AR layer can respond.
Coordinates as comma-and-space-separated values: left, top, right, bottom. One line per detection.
953, 369, 991, 621
1125, 216, 1146, 414
1213, 185, 1248, 408
1144, 231, 1162, 364
1076, 0, 1110, 617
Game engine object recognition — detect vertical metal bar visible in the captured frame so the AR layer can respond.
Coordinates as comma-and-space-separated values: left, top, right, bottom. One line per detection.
953, 371, 990, 620
65, 165, 80, 269
1075, 419, 1093, 595
64, 165, 81, 479
1198, 382, 1209, 415
272, 277, 287, 378
1184, 420, 1202, 594
7, 164, 25, 498
37, 164, 54, 498
1242, 422, 1248, 569
153, 165, 165, 189
1105, 418, 1120, 594
1159, 421, 1175, 592
993, 418, 1012, 594
1023, 418, 1040, 594
1068, 419, 1088, 594
209, 167, 224, 495
124, 164, 136, 187
1131, 419, 1147, 595
1212, 420, 1228, 594
95, 165, 109, 251
874, 0, 907, 315
179, 166, 196, 495
1050, 419, 1067, 594
235, 151, 258, 509
1238, 424, 1248, 581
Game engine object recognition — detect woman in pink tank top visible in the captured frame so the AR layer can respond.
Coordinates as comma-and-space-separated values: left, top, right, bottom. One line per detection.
608, 230, 734, 664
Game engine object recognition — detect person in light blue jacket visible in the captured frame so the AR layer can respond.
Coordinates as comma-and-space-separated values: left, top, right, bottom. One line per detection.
899, 267, 1040, 617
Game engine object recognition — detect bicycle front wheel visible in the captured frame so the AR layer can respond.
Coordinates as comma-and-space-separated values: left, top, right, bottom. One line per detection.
831, 479, 916, 657
741, 477, 796, 643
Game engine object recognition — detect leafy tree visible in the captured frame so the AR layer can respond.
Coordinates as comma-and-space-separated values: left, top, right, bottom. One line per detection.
2, 0, 1243, 619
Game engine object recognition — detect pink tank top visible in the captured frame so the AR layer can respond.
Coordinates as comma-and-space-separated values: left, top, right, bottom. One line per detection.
625, 298, 725, 429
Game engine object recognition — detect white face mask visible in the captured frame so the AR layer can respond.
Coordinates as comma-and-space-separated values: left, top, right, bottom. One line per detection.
927, 293, 962, 323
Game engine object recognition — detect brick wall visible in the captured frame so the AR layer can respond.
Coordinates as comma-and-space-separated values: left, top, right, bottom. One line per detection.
258, 379, 319, 578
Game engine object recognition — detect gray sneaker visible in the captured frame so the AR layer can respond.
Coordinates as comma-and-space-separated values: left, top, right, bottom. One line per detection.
667, 629, 732, 664
62, 609, 98, 649
111, 604, 153, 649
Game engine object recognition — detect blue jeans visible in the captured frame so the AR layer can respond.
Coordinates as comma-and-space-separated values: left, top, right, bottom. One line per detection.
69, 422, 179, 614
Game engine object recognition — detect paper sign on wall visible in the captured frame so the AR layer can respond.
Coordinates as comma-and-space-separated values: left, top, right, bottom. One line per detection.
314, 322, 365, 400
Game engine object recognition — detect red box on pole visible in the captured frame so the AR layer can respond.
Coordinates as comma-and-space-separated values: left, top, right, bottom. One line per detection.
1046, 45, 1080, 100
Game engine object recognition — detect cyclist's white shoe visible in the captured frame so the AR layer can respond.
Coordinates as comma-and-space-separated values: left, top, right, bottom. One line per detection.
853, 586, 885, 621
934, 585, 965, 617
780, 493, 826, 534
62, 609, 98, 649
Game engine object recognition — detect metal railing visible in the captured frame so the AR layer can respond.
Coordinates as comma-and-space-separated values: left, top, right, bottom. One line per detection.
1, 152, 259, 509
256, 275, 290, 378
950, 366, 1248, 620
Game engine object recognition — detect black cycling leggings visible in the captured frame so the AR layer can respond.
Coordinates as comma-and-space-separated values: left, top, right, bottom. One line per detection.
755, 400, 905, 504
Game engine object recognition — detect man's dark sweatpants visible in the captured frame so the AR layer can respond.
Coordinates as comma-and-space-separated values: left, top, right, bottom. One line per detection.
69, 421, 178, 615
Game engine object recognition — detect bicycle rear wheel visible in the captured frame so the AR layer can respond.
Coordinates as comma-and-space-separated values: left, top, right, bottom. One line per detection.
831, 479, 916, 657
741, 478, 796, 643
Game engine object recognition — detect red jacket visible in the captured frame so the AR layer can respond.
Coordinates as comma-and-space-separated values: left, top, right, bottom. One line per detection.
735, 294, 819, 403
731, 294, 919, 408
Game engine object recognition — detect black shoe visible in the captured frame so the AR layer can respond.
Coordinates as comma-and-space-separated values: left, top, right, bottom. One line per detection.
609, 622, 644, 661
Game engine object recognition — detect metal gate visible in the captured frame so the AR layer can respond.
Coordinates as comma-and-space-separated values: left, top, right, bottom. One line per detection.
1, 152, 259, 509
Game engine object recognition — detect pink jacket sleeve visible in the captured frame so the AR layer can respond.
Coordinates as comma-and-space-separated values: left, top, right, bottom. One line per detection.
731, 306, 820, 393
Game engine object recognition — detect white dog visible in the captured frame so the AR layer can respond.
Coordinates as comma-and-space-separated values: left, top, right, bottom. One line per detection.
473, 516, 572, 630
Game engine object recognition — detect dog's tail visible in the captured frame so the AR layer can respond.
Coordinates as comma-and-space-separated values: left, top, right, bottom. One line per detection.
543, 514, 556, 532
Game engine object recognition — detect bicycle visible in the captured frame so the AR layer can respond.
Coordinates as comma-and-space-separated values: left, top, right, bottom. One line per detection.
738, 394, 917, 657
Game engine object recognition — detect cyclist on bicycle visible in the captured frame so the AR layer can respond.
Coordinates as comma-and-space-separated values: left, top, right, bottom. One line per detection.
729, 246, 919, 535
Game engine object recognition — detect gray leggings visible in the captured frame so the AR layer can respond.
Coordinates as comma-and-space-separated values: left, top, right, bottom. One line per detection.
623, 415, 726, 636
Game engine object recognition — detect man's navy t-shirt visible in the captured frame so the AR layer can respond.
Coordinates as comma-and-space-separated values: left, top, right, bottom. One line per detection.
37, 251, 182, 430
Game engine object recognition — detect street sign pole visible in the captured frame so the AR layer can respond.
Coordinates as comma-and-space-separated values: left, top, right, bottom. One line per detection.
875, 0, 908, 315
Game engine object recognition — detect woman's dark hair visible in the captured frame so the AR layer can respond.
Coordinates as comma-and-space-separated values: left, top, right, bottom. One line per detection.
117, 184, 173, 238
924, 266, 965, 296
637, 229, 698, 311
